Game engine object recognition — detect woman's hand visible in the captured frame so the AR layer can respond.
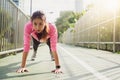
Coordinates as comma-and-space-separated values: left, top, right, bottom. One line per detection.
51, 68, 63, 74
16, 52, 28, 73
16, 67, 28, 73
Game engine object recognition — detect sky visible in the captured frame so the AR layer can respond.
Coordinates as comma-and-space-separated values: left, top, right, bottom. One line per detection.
23, 0, 75, 23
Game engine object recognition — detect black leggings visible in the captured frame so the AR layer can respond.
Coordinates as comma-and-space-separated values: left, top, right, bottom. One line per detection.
32, 37, 51, 52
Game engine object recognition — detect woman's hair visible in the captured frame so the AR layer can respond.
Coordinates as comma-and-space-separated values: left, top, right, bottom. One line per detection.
31, 10, 49, 40
31, 10, 46, 21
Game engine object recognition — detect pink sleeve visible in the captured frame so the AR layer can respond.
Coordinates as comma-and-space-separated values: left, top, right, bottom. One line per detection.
49, 24, 58, 52
23, 22, 32, 52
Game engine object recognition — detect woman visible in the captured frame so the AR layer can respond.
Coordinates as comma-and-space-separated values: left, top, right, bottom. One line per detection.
16, 10, 62, 73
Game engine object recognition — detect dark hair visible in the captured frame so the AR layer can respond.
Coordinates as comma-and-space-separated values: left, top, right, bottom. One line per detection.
31, 10, 49, 40
31, 10, 46, 21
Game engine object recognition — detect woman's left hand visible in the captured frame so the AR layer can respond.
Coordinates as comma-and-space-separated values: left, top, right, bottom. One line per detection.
51, 68, 63, 74
16, 67, 29, 73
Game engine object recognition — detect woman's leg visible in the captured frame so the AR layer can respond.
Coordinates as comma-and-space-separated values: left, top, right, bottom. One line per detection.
46, 38, 54, 61
31, 37, 40, 61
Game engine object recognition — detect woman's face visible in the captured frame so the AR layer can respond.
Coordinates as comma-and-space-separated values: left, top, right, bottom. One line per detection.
32, 18, 46, 33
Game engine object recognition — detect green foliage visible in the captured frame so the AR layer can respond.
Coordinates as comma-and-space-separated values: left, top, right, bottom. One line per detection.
116, 51, 120, 54
55, 8, 90, 37
0, 9, 12, 38
0, 9, 15, 51
55, 11, 81, 37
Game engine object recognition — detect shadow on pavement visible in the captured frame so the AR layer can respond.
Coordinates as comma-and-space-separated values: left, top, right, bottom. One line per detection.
0, 60, 49, 80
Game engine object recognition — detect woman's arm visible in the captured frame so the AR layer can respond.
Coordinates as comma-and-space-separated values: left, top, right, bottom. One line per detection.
52, 50, 59, 66
51, 50, 62, 73
16, 52, 29, 73
49, 24, 59, 66
16, 22, 32, 73
49, 24, 62, 73
21, 52, 29, 68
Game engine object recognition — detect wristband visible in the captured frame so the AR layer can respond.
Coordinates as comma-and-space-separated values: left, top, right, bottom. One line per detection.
56, 65, 61, 69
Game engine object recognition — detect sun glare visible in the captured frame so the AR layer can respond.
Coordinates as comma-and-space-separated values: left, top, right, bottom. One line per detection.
104, 0, 118, 12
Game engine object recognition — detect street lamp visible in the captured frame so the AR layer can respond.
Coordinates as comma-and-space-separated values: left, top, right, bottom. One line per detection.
30, 0, 32, 16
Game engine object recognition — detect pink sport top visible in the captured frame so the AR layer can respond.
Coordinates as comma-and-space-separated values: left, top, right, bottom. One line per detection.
23, 21, 58, 52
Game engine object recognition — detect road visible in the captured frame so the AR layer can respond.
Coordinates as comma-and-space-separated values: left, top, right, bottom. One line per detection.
0, 43, 120, 80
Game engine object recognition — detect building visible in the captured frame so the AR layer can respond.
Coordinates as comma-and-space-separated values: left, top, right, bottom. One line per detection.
12, 0, 30, 15
12, 0, 19, 6
75, 0, 84, 13
75, 0, 94, 13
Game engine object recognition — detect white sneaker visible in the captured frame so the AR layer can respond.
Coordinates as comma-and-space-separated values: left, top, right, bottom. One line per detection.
31, 51, 37, 61
50, 52, 54, 61
31, 58, 35, 61
52, 58, 55, 61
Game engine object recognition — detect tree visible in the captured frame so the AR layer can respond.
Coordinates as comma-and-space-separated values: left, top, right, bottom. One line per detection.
55, 11, 81, 37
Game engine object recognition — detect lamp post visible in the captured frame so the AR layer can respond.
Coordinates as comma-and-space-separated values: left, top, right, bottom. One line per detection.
113, 6, 117, 52
30, 0, 32, 16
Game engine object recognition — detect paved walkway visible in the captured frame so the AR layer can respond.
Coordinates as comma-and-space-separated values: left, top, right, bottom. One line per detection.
0, 44, 120, 80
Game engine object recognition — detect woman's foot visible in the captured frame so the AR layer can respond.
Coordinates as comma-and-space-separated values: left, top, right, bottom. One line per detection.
31, 51, 37, 61
31, 58, 35, 61
51, 57, 55, 61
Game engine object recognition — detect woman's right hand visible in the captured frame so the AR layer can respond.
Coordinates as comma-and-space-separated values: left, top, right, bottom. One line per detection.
16, 67, 28, 73
51, 68, 62, 74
